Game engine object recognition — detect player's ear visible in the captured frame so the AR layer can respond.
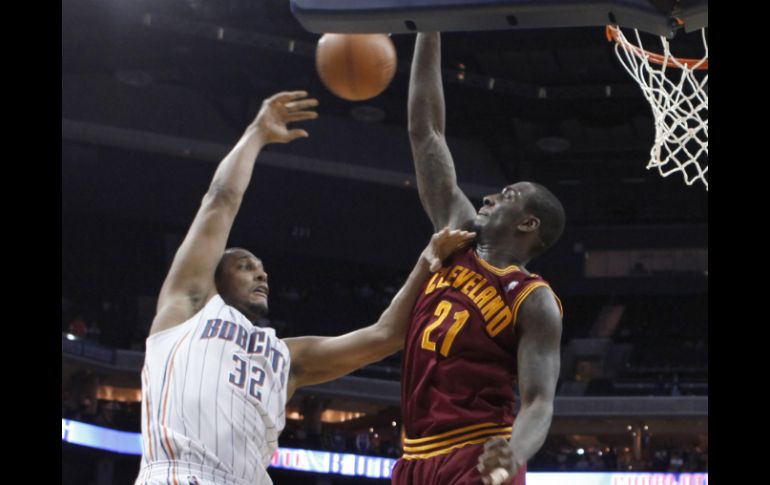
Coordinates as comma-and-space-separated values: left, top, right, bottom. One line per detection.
517, 215, 540, 233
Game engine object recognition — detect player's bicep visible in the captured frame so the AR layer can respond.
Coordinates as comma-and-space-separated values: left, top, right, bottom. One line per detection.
150, 296, 200, 336
421, 182, 476, 232
515, 288, 563, 406
155, 194, 239, 327
446, 187, 477, 230
411, 134, 476, 231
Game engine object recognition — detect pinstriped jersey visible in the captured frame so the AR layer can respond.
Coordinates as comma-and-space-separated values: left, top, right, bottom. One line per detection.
400, 245, 562, 450
136, 294, 290, 485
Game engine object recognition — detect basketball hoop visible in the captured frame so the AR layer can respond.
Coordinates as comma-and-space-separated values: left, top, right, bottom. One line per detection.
606, 24, 708, 190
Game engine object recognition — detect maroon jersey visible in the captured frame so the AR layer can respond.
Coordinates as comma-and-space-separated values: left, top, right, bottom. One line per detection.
399, 244, 562, 461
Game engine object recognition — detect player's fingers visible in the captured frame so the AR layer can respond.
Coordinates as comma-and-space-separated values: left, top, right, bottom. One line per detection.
284, 129, 310, 141
285, 98, 319, 111
287, 111, 319, 122
271, 90, 310, 103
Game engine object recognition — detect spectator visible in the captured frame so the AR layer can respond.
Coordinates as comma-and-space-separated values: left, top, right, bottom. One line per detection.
68, 315, 88, 338
355, 431, 371, 453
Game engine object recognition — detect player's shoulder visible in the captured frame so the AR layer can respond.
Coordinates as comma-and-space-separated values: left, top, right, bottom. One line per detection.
517, 282, 563, 329
148, 294, 226, 343
509, 273, 562, 326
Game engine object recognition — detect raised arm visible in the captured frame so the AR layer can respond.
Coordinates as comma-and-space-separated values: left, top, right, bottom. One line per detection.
150, 91, 318, 336
284, 228, 475, 398
477, 287, 563, 484
408, 32, 476, 231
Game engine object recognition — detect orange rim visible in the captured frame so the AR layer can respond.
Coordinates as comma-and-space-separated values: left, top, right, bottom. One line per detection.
606, 25, 708, 70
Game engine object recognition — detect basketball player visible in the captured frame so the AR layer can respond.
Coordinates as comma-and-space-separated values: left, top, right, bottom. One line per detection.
134, 90, 475, 485
391, 33, 566, 485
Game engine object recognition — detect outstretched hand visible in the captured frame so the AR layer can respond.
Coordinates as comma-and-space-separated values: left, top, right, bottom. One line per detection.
252, 91, 319, 144
422, 227, 476, 272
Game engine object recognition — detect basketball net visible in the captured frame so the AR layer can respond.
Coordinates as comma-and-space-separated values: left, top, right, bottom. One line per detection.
606, 25, 708, 190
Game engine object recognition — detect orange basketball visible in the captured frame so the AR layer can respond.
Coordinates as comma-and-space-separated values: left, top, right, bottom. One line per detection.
315, 33, 397, 101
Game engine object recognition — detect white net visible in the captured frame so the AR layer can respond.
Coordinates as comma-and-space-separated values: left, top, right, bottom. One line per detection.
609, 27, 708, 190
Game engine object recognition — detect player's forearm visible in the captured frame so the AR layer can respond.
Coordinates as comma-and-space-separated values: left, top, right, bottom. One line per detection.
288, 258, 431, 388
508, 399, 554, 467
408, 33, 466, 228
408, 32, 446, 137
206, 125, 268, 205
376, 256, 432, 350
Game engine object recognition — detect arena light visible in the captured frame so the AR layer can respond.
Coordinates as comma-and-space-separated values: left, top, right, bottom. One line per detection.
62, 419, 142, 455
62, 420, 708, 484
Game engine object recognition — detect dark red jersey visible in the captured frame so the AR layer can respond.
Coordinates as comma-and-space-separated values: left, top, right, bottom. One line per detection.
399, 244, 561, 461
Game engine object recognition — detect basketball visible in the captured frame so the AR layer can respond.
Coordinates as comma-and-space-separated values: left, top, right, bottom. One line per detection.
315, 33, 397, 101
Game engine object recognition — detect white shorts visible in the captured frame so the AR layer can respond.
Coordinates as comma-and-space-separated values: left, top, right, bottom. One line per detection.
135, 460, 272, 485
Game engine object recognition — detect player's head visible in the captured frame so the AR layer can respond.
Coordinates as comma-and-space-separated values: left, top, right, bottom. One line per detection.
474, 182, 565, 259
214, 248, 269, 320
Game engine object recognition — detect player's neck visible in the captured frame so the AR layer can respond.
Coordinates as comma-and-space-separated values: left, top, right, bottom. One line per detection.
475, 240, 528, 269
227, 299, 264, 325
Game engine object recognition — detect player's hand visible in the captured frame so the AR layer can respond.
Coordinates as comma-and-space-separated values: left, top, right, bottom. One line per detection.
252, 91, 319, 144
422, 227, 476, 272
477, 437, 520, 485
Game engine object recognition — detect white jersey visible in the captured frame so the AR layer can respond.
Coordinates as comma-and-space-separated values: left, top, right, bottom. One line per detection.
135, 294, 290, 485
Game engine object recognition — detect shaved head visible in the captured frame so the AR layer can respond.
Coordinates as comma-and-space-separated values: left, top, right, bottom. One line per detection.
523, 183, 565, 257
